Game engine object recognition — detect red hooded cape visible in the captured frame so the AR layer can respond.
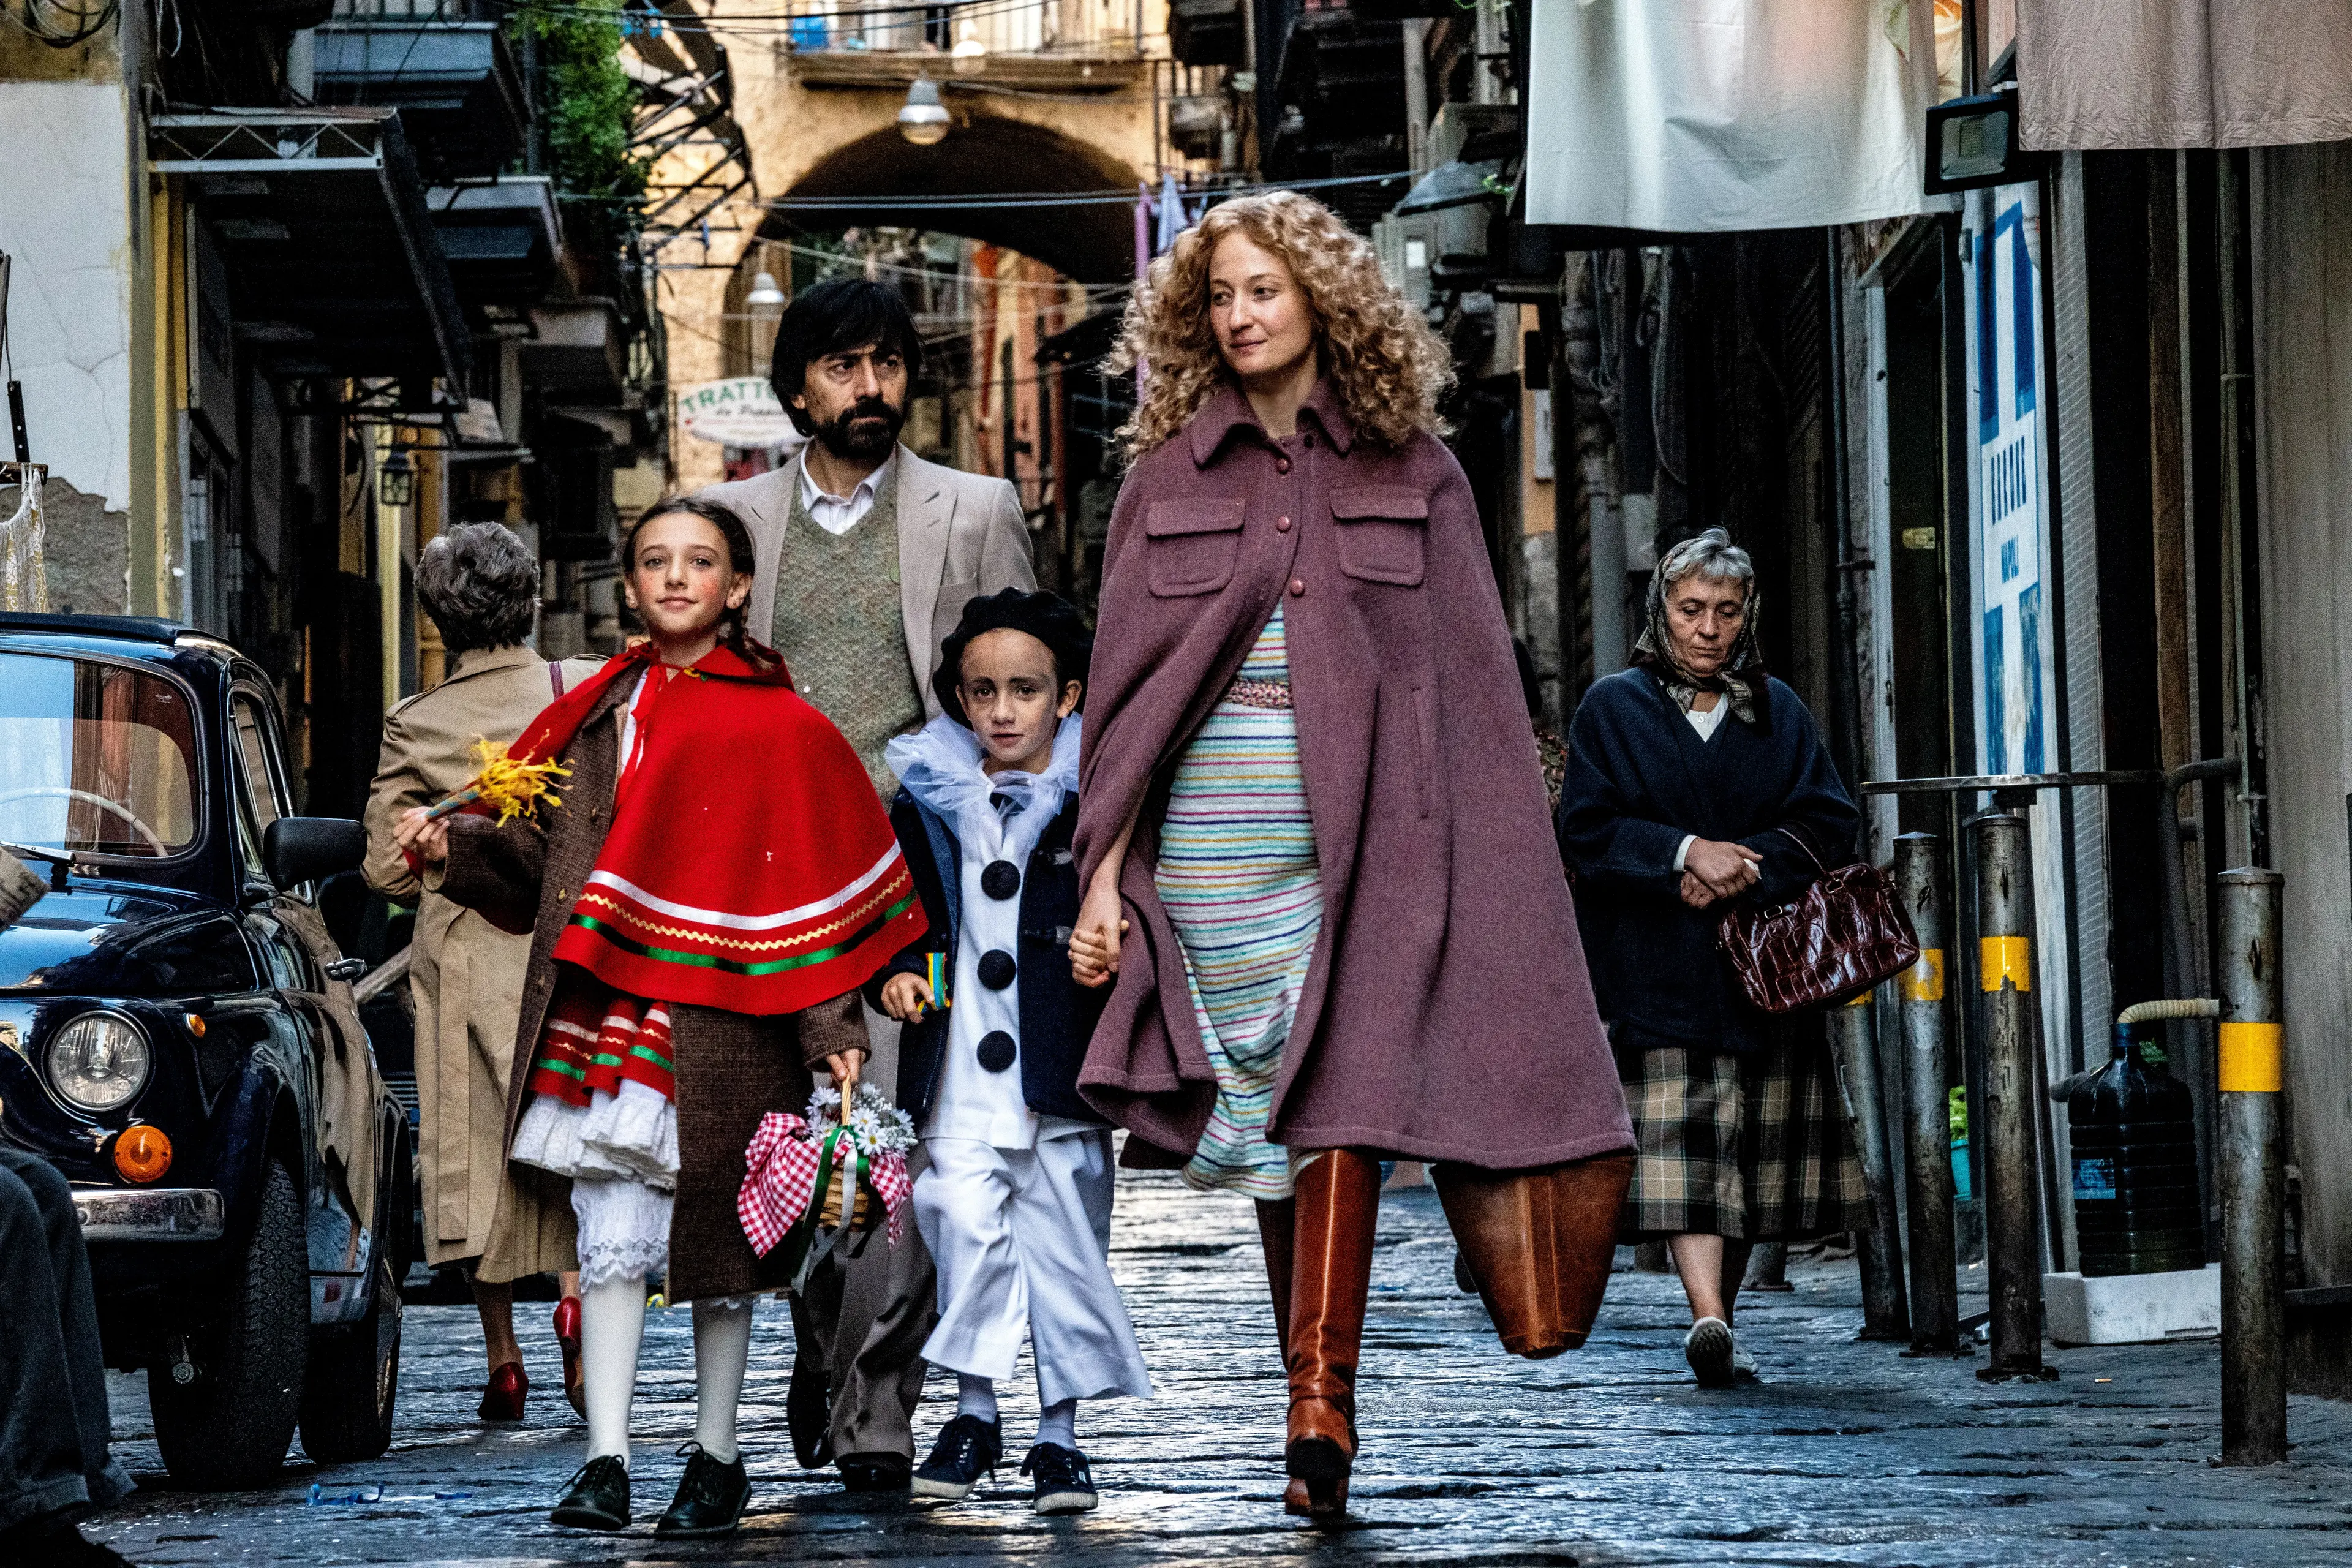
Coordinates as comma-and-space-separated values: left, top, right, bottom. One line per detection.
508, 639, 924, 1017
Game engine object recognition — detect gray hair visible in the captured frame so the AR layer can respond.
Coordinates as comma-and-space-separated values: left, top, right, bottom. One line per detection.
416, 522, 540, 654
1657, 527, 1754, 593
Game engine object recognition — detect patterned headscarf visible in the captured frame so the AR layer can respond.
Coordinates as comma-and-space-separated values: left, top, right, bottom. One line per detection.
1630, 528, 1765, 723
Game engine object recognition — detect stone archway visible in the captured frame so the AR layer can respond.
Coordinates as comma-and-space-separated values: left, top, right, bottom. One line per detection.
658, 29, 1159, 489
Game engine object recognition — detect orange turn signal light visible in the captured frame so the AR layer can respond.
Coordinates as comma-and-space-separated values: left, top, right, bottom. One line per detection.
113, 1125, 172, 1184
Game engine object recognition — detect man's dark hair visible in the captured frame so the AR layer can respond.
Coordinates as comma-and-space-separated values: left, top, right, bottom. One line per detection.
932, 587, 1093, 726
769, 277, 925, 435
415, 522, 539, 653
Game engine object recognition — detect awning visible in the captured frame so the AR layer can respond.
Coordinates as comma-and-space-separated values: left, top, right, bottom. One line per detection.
1395, 157, 1513, 216
311, 21, 529, 183
149, 110, 469, 390
428, 176, 561, 310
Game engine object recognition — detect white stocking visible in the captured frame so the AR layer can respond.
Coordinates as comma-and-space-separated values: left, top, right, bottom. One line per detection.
581, 1274, 647, 1467
691, 1298, 753, 1464
1036, 1396, 1077, 1450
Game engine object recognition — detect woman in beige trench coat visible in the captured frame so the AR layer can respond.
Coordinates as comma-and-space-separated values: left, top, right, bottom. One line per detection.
363, 522, 603, 1420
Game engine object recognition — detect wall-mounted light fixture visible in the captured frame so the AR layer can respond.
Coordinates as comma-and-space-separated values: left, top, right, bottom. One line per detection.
1923, 84, 2049, 195
899, 78, 950, 145
745, 271, 786, 309
377, 448, 414, 509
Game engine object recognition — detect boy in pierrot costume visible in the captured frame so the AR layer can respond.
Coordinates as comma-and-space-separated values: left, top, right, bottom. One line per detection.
869, 588, 1153, 1515
398, 495, 924, 1540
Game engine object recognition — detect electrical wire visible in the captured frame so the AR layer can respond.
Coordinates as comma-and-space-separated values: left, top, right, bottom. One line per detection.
18, 0, 116, 47
765, 167, 1412, 213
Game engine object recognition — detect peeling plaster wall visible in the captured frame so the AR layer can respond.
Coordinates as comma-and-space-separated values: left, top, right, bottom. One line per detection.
0, 80, 135, 608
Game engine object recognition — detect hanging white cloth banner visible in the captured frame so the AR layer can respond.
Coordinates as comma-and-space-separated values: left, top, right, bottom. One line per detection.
1525, 0, 1949, 233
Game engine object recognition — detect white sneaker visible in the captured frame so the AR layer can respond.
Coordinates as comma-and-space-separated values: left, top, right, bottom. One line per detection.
1684, 1316, 1735, 1386
1730, 1341, 1757, 1379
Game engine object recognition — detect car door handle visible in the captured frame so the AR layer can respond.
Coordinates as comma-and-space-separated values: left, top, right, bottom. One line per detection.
324, 957, 368, 984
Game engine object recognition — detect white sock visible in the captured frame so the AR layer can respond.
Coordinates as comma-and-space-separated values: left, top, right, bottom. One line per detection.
957, 1373, 998, 1423
581, 1275, 648, 1468
1036, 1396, 1077, 1451
692, 1298, 754, 1464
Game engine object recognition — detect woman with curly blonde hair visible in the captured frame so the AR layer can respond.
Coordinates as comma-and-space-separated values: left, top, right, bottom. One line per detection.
1068, 190, 1632, 1520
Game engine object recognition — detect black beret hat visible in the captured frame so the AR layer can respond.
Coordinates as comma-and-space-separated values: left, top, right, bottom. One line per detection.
932, 587, 1095, 726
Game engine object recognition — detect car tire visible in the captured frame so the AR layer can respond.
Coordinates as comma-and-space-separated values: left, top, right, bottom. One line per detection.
300, 1252, 402, 1464
150, 1159, 308, 1488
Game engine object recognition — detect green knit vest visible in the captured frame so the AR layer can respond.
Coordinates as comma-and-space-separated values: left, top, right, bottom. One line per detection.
769, 470, 924, 797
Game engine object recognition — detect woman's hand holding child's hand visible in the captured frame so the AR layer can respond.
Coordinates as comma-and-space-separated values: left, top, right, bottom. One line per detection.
1070, 878, 1128, 989
393, 806, 451, 867
879, 973, 935, 1022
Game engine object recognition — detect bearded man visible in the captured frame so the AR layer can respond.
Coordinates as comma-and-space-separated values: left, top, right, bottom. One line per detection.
699, 276, 1035, 1494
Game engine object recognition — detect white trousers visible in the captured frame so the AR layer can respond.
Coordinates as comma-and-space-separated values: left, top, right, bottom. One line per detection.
913, 1131, 1153, 1407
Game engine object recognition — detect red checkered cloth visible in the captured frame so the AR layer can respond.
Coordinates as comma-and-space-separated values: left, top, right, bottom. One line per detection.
737, 1111, 911, 1258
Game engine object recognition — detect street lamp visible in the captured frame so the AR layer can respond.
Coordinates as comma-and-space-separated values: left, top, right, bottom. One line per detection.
951, 20, 987, 62
745, 271, 786, 309
377, 448, 413, 509
898, 78, 950, 145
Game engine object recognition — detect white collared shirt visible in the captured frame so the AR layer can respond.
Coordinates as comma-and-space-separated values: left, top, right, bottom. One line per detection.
798, 448, 898, 536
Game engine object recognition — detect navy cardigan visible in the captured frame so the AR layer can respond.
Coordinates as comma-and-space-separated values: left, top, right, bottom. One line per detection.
1556, 669, 1861, 1056
863, 790, 1109, 1126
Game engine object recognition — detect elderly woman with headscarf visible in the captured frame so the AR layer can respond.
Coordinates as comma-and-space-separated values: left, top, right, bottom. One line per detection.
1557, 527, 1863, 1388
363, 522, 604, 1421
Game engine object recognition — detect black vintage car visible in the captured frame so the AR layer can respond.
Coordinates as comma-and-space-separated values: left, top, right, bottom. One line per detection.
0, 613, 413, 1487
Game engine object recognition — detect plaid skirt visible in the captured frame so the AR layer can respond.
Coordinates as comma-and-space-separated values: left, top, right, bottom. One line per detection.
1619, 1022, 1863, 1242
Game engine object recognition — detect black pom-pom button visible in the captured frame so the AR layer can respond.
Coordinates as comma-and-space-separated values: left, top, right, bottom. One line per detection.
981, 860, 1022, 900
976, 1031, 1017, 1072
978, 949, 1017, 990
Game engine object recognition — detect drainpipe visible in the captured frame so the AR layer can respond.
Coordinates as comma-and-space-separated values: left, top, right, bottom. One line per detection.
1402, 19, 1431, 176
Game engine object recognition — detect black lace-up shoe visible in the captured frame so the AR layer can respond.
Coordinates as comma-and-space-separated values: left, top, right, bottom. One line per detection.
550, 1454, 631, 1531
655, 1442, 752, 1540
911, 1413, 1002, 1501
1020, 1442, 1099, 1515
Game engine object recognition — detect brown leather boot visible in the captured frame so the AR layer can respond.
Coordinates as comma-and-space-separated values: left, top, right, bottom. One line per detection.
1254, 1197, 1296, 1353
1284, 1148, 1381, 1520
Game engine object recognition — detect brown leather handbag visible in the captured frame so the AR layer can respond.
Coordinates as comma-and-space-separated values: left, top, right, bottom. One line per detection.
1433, 1152, 1634, 1358
1715, 827, 1920, 1014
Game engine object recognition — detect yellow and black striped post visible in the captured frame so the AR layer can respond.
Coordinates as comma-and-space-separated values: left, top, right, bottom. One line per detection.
2217, 867, 2285, 1464
1972, 810, 2049, 1381
1896, 832, 1962, 1355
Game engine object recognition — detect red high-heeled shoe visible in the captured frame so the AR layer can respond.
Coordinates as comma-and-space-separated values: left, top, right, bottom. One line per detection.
554, 1296, 586, 1417
479, 1360, 527, 1422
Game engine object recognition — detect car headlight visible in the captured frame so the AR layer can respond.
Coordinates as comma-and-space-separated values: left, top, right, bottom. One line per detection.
46, 1011, 151, 1113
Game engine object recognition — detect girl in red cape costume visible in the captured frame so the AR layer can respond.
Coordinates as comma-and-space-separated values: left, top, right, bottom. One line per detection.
407, 496, 922, 1540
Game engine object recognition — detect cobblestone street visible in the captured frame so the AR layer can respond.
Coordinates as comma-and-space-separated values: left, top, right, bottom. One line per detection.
83, 1169, 2352, 1566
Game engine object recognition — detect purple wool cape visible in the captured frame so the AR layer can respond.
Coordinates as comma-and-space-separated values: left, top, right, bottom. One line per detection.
1074, 382, 1634, 1170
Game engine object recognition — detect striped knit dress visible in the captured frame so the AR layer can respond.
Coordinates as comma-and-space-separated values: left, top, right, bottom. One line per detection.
1154, 606, 1323, 1199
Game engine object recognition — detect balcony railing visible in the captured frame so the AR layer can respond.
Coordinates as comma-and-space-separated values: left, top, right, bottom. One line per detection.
779, 0, 1156, 58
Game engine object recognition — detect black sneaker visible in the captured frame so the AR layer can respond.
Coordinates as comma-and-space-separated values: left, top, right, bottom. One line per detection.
911, 1413, 1002, 1501
550, 1453, 631, 1531
655, 1442, 752, 1540
1020, 1442, 1099, 1515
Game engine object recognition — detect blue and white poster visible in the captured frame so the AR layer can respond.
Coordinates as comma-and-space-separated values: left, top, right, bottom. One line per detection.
1967, 187, 2052, 781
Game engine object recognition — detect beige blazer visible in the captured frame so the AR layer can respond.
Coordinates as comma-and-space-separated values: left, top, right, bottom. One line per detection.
699, 444, 1038, 714
361, 643, 603, 1278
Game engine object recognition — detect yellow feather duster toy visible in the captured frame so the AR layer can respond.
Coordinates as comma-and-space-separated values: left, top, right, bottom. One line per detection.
421, 738, 570, 824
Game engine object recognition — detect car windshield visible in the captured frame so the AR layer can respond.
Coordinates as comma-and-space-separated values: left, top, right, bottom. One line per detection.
0, 654, 201, 858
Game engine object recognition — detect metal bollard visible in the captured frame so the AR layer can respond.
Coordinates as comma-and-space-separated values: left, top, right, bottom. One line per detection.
1896, 832, 1962, 1355
2216, 868, 2286, 1465
1827, 990, 1909, 1341
1972, 811, 2049, 1380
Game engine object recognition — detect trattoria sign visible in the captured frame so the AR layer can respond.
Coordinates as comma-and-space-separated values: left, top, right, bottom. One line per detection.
676, 377, 802, 449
